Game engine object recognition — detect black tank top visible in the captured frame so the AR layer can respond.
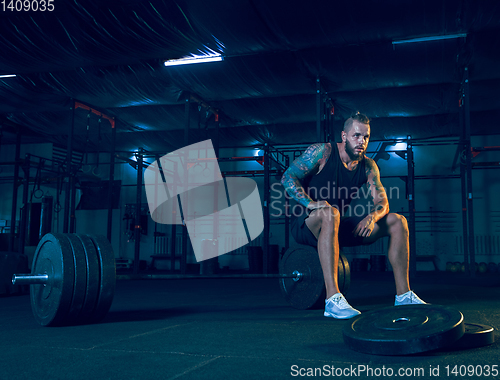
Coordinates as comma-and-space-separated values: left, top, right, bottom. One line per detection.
290, 142, 368, 216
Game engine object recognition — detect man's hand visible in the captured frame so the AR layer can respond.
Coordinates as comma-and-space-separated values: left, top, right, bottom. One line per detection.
353, 215, 376, 238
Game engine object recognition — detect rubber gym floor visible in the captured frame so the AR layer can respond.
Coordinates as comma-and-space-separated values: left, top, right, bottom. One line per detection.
1, 271, 499, 380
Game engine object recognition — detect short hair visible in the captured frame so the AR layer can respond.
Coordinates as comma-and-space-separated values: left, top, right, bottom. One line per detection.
343, 111, 370, 132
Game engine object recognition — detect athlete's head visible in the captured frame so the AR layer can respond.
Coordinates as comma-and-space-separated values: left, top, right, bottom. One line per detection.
342, 112, 370, 160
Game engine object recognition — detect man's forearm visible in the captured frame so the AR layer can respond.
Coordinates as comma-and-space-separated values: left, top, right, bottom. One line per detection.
368, 202, 389, 223
281, 173, 313, 208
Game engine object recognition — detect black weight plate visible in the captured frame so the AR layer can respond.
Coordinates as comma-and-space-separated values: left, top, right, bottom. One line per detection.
279, 245, 349, 310
30, 233, 75, 326
343, 304, 464, 355
64, 234, 88, 325
339, 252, 351, 295
453, 323, 495, 349
75, 234, 100, 324
87, 235, 116, 323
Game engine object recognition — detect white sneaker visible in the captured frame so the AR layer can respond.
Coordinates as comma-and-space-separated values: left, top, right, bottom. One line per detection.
395, 290, 427, 306
324, 293, 361, 319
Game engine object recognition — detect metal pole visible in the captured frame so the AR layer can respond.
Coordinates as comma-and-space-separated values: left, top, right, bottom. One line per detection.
170, 160, 178, 273
69, 172, 76, 233
463, 67, 475, 278
133, 149, 143, 274
181, 96, 190, 274
459, 88, 469, 275
263, 143, 270, 274
64, 101, 75, 233
9, 128, 21, 251
284, 155, 290, 251
316, 76, 321, 142
406, 137, 417, 275
205, 110, 221, 273
107, 118, 117, 242
19, 155, 30, 255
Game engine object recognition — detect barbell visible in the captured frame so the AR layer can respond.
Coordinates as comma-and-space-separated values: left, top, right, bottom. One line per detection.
11, 233, 495, 355
12, 233, 350, 326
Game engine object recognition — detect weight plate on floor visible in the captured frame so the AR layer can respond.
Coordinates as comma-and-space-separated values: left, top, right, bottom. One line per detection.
453, 323, 495, 349
64, 234, 88, 324
75, 234, 100, 324
87, 235, 116, 323
30, 233, 75, 326
343, 304, 464, 355
279, 245, 349, 310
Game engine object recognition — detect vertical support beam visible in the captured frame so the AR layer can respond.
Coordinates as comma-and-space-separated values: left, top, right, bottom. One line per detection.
134, 149, 143, 274
107, 118, 117, 242
9, 128, 21, 251
181, 95, 191, 274
207, 110, 221, 273
316, 76, 322, 142
284, 155, 290, 251
463, 66, 475, 278
69, 174, 77, 233
459, 88, 469, 275
263, 143, 270, 274
325, 103, 332, 143
213, 112, 220, 155
406, 137, 417, 275
64, 101, 75, 233
19, 155, 30, 255
170, 160, 178, 272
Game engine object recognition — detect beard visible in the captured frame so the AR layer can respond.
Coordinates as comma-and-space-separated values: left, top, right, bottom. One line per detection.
345, 139, 365, 161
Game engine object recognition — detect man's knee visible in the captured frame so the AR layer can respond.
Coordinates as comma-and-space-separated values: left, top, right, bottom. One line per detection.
312, 206, 340, 227
387, 213, 408, 234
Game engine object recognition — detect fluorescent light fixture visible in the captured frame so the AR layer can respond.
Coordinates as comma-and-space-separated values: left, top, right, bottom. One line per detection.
392, 142, 408, 150
387, 112, 411, 117
392, 33, 467, 45
164, 54, 223, 67
0, 74, 16, 78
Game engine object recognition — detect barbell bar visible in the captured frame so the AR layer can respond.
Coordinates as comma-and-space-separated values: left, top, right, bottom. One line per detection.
13, 272, 305, 284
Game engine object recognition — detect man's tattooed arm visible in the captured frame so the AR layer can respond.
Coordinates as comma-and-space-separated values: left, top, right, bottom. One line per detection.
364, 157, 389, 222
280, 143, 330, 208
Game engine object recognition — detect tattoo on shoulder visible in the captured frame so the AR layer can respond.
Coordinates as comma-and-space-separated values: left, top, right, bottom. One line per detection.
290, 143, 327, 177
280, 143, 328, 207
365, 158, 379, 177
365, 158, 384, 192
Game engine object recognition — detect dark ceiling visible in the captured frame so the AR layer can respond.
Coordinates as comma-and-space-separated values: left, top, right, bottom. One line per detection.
1, 0, 499, 155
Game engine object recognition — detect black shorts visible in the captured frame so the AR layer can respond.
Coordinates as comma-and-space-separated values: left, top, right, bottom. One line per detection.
291, 210, 369, 248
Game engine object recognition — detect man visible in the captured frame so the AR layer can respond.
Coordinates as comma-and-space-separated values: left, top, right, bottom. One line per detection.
281, 112, 425, 319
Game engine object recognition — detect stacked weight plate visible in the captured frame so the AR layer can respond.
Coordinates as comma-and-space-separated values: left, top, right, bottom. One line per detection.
29, 233, 116, 326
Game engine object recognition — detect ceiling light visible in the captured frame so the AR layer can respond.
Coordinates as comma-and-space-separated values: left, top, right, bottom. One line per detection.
392, 142, 408, 150
392, 33, 467, 45
164, 54, 223, 67
0, 74, 16, 78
